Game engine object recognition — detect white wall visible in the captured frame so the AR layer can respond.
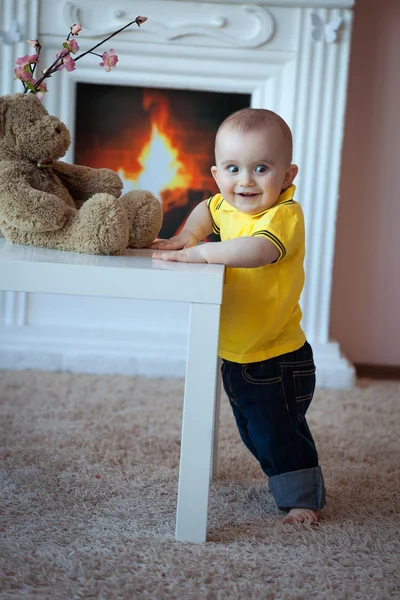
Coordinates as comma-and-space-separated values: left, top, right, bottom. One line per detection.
330, 0, 400, 366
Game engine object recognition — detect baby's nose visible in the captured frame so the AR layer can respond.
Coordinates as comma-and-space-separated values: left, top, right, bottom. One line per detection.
239, 171, 255, 186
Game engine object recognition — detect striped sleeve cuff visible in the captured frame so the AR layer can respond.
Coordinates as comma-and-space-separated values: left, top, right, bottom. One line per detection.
252, 230, 286, 261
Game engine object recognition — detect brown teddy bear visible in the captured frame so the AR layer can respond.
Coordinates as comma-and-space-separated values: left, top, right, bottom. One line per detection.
0, 93, 163, 255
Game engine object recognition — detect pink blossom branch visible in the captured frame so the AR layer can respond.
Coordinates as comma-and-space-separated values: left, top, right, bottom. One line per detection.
32, 51, 69, 91
73, 16, 145, 63
30, 42, 41, 78
21, 40, 42, 92
32, 16, 146, 93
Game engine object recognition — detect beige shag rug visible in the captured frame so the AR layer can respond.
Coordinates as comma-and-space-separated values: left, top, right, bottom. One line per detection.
0, 371, 399, 599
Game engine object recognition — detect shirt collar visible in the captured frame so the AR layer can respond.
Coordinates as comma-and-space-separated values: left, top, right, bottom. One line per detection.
275, 184, 296, 205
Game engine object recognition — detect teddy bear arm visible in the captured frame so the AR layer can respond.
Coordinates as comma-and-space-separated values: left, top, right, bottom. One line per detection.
54, 161, 123, 205
0, 177, 72, 232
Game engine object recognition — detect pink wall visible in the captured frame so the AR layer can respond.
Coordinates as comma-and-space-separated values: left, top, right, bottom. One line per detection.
330, 0, 400, 366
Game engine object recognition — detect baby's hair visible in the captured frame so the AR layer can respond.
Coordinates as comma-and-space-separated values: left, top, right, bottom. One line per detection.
216, 108, 293, 164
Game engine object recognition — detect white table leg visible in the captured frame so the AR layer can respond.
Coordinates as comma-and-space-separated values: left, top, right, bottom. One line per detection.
175, 302, 220, 543
210, 358, 222, 481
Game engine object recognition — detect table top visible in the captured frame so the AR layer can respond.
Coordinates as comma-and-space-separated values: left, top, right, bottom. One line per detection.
0, 240, 225, 304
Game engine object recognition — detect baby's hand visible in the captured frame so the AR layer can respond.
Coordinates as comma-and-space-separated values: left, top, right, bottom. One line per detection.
150, 231, 198, 250
152, 245, 207, 264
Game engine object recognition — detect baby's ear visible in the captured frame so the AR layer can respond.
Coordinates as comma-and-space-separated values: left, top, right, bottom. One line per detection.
283, 164, 298, 189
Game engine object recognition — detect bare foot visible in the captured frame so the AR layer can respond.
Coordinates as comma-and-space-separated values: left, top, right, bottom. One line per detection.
281, 508, 319, 524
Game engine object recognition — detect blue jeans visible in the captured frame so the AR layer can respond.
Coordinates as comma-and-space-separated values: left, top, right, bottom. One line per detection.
221, 341, 326, 512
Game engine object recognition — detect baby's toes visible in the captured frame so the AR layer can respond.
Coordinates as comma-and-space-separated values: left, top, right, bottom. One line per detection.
281, 508, 319, 524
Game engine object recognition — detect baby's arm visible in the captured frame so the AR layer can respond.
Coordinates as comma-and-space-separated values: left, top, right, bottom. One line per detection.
153, 236, 279, 267
150, 200, 213, 250
151, 199, 280, 267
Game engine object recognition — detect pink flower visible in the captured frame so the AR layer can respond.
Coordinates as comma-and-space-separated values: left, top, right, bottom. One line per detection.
16, 54, 38, 67
36, 80, 48, 93
56, 50, 76, 72
99, 49, 119, 72
27, 39, 40, 50
14, 65, 34, 82
29, 78, 48, 100
71, 24, 82, 35
56, 50, 68, 69
135, 16, 148, 26
63, 54, 76, 72
63, 38, 79, 54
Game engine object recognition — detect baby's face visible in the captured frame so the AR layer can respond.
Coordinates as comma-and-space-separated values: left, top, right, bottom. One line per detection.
211, 126, 297, 215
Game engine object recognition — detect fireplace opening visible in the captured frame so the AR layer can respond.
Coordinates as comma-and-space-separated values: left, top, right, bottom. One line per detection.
74, 84, 250, 240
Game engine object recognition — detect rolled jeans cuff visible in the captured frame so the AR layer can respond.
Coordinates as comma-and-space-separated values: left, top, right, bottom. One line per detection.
269, 466, 326, 511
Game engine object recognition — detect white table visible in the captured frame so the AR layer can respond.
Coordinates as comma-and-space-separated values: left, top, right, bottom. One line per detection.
0, 239, 225, 543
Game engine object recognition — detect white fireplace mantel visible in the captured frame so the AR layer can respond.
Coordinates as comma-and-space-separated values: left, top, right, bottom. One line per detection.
0, 0, 355, 387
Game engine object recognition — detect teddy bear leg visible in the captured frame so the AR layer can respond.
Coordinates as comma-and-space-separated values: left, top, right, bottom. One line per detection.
2, 194, 130, 255
120, 190, 163, 248
72, 194, 130, 255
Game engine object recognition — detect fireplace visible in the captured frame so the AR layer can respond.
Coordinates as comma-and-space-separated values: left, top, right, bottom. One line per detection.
74, 84, 250, 239
0, 0, 356, 387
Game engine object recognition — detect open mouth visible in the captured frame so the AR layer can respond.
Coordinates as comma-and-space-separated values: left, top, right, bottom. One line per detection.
238, 193, 259, 198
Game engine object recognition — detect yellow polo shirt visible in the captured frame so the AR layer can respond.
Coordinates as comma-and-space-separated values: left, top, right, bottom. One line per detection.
207, 185, 306, 363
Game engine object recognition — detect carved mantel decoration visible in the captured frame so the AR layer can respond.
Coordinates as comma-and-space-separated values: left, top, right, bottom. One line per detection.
64, 1, 276, 47
0, 0, 356, 387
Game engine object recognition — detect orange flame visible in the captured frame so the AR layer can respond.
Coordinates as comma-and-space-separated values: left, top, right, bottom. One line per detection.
134, 123, 191, 194
118, 91, 196, 205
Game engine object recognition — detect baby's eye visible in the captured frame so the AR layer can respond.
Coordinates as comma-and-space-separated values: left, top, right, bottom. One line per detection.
255, 165, 268, 173
227, 165, 239, 173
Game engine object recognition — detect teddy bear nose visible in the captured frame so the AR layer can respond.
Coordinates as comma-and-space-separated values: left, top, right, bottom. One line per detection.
55, 126, 62, 134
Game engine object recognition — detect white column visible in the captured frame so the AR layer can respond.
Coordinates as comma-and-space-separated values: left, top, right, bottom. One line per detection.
0, 0, 38, 331
0, 291, 27, 325
0, 0, 40, 95
291, 8, 355, 387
